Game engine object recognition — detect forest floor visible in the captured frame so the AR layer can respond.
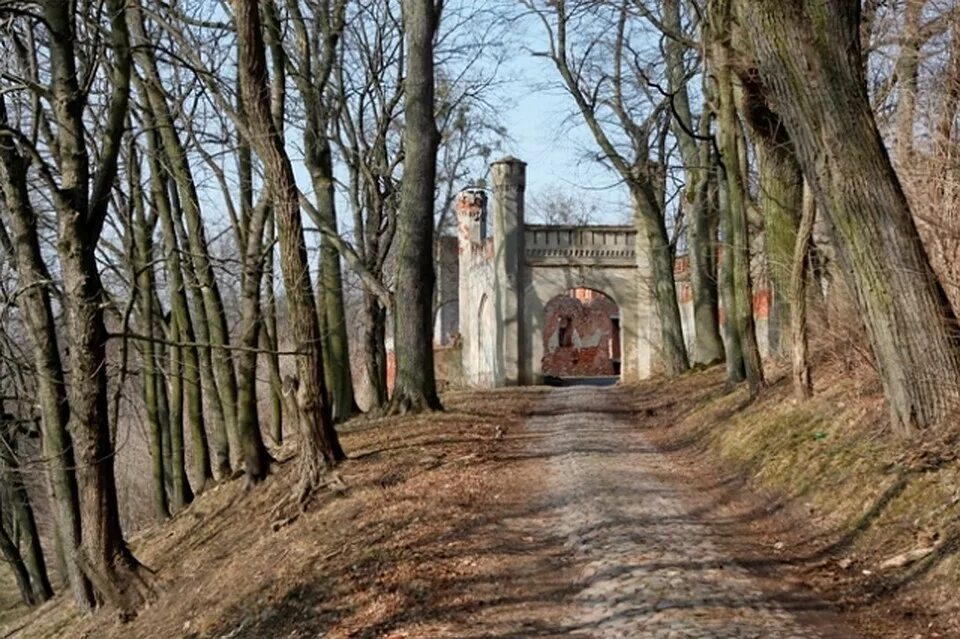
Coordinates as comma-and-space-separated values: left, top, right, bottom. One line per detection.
3, 366, 959, 638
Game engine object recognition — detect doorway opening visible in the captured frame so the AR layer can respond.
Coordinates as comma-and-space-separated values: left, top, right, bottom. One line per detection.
541, 287, 621, 386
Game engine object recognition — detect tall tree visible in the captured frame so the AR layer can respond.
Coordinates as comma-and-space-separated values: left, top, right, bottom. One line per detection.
129, 0, 234, 479
662, 0, 725, 365
709, 0, 764, 393
736, 0, 960, 433
233, 0, 345, 496
43, 0, 147, 611
0, 412, 53, 604
389, 0, 445, 412
737, 64, 804, 359
334, 0, 405, 409
0, 94, 92, 604
142, 117, 195, 509
284, 0, 359, 423
128, 140, 170, 521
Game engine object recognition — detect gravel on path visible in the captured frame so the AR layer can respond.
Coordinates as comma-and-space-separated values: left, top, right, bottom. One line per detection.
506, 386, 859, 639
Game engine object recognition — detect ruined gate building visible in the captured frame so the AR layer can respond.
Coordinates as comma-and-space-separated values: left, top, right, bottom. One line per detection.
454, 157, 651, 386
449, 156, 771, 387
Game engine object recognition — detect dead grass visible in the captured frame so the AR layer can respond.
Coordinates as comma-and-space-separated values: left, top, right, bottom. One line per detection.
1, 389, 544, 639
630, 360, 960, 638
4, 365, 959, 638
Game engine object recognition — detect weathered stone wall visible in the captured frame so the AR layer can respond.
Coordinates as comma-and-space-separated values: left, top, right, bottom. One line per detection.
456, 189, 499, 387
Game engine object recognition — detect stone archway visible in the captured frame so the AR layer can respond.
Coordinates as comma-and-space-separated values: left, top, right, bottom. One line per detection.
541, 288, 621, 380
476, 294, 495, 387
456, 157, 666, 387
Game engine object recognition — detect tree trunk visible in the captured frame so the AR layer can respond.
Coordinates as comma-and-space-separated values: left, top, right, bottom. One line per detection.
757, 142, 802, 358
0, 96, 93, 608
153, 324, 174, 496
0, 515, 35, 606
164, 320, 193, 510
234, 194, 272, 483
234, 0, 345, 497
634, 190, 691, 376
791, 182, 817, 401
365, 292, 389, 408
0, 426, 53, 603
58, 246, 145, 613
718, 160, 745, 384
47, 0, 147, 610
688, 131, 725, 365
314, 152, 358, 422
712, 3, 764, 393
287, 0, 358, 423
389, 0, 443, 413
130, 147, 169, 521
143, 116, 209, 496
893, 0, 925, 165
664, 0, 724, 365
129, 0, 237, 474
738, 0, 960, 433
935, 14, 960, 156
262, 214, 284, 444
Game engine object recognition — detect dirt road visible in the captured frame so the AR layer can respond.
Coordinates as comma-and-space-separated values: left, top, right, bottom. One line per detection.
465, 386, 859, 638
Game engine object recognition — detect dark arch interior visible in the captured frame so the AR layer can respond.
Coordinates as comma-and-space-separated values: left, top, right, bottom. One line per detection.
541, 288, 621, 386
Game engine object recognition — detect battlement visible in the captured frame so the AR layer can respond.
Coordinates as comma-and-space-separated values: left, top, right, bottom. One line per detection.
524, 225, 637, 266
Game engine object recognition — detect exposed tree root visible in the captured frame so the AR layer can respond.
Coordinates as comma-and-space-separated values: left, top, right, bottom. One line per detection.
385, 390, 443, 416
269, 464, 347, 532
76, 550, 154, 622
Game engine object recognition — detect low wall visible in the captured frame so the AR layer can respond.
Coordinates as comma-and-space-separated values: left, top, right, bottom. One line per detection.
385, 344, 466, 395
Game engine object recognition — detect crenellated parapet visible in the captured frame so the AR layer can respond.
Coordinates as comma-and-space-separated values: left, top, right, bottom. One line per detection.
524, 225, 637, 266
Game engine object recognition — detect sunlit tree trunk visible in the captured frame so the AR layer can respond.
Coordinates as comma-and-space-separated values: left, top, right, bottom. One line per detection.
46, 0, 147, 612
711, 1, 764, 393
737, 0, 960, 433
791, 183, 817, 401
129, 0, 235, 476
129, 143, 169, 521
143, 114, 201, 504
389, 0, 444, 412
0, 97, 92, 606
664, 0, 724, 365
234, 0, 345, 497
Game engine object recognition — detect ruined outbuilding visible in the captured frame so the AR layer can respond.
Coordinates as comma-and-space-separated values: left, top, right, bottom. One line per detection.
447, 156, 770, 387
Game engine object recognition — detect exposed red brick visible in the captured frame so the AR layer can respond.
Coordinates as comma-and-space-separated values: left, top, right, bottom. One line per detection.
542, 289, 620, 377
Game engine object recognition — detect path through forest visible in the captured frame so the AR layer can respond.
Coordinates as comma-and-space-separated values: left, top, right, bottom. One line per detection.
15, 383, 882, 639
464, 386, 860, 638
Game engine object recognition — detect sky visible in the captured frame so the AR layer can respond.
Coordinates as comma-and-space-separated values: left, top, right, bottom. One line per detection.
482, 18, 635, 226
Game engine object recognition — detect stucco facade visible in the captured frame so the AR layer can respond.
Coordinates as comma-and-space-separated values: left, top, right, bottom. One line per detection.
457, 157, 658, 385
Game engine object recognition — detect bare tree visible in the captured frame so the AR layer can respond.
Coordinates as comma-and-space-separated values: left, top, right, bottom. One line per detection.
524, 0, 691, 376
389, 0, 445, 412
735, 0, 960, 433
233, 0, 345, 497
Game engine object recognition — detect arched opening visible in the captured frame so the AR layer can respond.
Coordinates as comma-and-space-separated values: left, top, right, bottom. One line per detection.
476, 294, 494, 386
541, 287, 621, 386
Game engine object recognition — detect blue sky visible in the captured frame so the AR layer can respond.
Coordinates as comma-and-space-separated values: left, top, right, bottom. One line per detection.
495, 22, 634, 226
